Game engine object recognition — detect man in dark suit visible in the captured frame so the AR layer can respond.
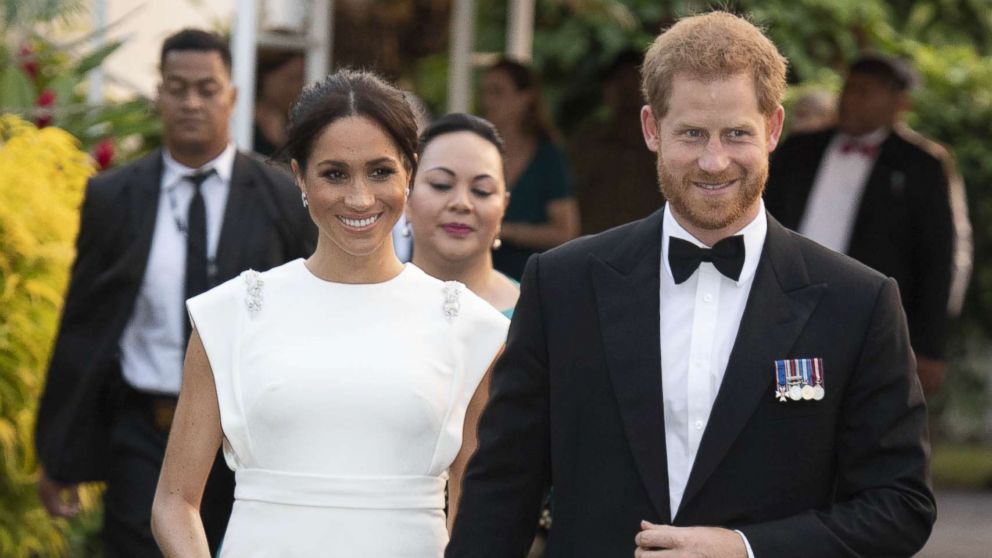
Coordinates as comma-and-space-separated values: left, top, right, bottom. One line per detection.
447, 12, 934, 558
34, 29, 314, 556
764, 55, 954, 395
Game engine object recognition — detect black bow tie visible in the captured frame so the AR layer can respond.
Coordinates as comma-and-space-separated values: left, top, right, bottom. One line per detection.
668, 235, 745, 284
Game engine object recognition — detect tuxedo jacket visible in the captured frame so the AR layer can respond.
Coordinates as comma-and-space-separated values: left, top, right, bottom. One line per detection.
35, 150, 315, 482
447, 210, 934, 558
764, 128, 954, 359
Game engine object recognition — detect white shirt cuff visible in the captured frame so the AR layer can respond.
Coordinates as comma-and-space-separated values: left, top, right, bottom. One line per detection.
735, 530, 756, 558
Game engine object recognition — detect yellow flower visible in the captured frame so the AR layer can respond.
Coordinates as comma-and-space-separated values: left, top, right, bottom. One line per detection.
0, 114, 97, 558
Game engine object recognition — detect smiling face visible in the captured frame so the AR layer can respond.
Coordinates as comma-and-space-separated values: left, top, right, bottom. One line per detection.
157, 50, 236, 157
407, 131, 507, 265
641, 72, 783, 243
293, 116, 410, 259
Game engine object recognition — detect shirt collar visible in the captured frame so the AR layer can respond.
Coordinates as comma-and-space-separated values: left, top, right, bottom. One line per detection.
835, 127, 889, 149
661, 199, 768, 286
161, 143, 236, 191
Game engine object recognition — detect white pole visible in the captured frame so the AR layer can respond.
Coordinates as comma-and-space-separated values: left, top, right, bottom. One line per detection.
232, 0, 259, 150
447, 0, 476, 113
87, 0, 106, 104
307, 0, 333, 85
506, 0, 535, 62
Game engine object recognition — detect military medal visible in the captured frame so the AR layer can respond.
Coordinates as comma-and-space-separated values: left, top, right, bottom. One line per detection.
774, 357, 825, 402
800, 359, 814, 400
811, 357, 825, 400
786, 360, 802, 400
774, 360, 789, 402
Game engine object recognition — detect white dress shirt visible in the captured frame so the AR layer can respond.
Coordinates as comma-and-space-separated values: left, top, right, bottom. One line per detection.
660, 202, 766, 557
798, 128, 889, 253
119, 144, 235, 394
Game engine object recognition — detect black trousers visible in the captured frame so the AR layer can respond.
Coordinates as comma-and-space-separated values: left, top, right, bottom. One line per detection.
102, 400, 234, 557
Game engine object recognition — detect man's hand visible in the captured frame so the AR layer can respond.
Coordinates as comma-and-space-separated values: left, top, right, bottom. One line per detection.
635, 521, 747, 558
916, 356, 946, 395
38, 469, 81, 518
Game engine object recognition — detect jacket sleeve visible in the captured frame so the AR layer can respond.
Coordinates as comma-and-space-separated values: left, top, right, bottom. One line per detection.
739, 278, 936, 557
35, 177, 116, 481
905, 158, 954, 359
446, 255, 551, 558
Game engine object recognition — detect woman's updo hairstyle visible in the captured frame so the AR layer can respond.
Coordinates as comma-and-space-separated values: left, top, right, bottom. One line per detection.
283, 69, 419, 177
417, 113, 506, 158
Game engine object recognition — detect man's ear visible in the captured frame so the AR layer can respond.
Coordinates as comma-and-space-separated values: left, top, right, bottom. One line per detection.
766, 104, 785, 153
154, 82, 164, 113
640, 105, 661, 152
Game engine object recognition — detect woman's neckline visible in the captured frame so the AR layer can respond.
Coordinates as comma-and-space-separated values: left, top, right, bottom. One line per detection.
297, 258, 415, 286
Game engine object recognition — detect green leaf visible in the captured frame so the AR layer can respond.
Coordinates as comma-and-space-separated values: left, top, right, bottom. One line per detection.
0, 66, 36, 112
72, 40, 123, 78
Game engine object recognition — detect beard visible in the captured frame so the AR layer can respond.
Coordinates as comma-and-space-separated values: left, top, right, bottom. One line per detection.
656, 154, 767, 232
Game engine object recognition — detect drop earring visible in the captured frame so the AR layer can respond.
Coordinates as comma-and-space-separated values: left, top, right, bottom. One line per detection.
301, 192, 309, 208
492, 237, 502, 250
401, 222, 412, 237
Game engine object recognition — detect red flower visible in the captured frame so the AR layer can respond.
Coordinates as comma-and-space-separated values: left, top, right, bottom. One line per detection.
36, 89, 56, 106
34, 89, 56, 128
18, 43, 38, 81
93, 138, 115, 170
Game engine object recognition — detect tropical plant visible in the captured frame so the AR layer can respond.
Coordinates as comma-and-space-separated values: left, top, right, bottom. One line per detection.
0, 114, 101, 557
1, 0, 161, 169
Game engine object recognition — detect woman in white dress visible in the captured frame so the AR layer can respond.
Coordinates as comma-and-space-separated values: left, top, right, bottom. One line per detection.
150, 70, 509, 557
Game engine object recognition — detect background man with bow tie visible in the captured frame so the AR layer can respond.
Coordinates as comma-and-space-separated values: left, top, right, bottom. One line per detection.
34, 29, 315, 557
764, 54, 957, 396
447, 12, 934, 558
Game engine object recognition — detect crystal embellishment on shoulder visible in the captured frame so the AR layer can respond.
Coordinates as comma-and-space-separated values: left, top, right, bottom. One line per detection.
442, 281, 462, 322
243, 269, 264, 318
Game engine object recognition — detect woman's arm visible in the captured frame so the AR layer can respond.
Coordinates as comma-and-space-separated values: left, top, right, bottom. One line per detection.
447, 349, 501, 533
500, 198, 580, 250
151, 330, 224, 558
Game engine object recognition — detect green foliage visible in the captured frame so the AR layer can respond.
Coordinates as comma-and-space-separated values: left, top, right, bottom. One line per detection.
0, 0, 86, 30
0, 23, 161, 163
930, 443, 992, 489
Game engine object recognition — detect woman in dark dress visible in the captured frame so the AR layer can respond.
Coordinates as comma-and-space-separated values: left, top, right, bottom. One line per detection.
480, 59, 580, 280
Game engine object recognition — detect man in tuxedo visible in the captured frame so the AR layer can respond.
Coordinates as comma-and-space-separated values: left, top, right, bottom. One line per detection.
447, 12, 934, 558
764, 55, 955, 395
34, 29, 314, 556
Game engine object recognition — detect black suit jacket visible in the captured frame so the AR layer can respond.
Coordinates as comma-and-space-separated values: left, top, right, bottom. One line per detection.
447, 210, 934, 557
36, 149, 315, 482
764, 128, 953, 359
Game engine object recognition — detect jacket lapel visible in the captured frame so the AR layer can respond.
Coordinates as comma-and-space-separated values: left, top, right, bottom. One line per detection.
848, 135, 901, 260
777, 130, 833, 229
122, 151, 164, 282
591, 209, 672, 522
214, 152, 255, 282
677, 216, 825, 517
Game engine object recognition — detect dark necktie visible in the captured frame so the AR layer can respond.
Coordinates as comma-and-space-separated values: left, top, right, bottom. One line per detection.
183, 169, 216, 341
668, 235, 745, 284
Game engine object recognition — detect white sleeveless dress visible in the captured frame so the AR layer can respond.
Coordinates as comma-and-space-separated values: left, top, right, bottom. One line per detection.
186, 260, 509, 557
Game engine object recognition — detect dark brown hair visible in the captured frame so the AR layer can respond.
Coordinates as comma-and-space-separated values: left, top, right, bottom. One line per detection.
283, 69, 419, 176
487, 58, 559, 142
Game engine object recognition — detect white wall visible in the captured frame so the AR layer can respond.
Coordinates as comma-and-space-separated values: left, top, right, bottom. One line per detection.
97, 0, 236, 99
